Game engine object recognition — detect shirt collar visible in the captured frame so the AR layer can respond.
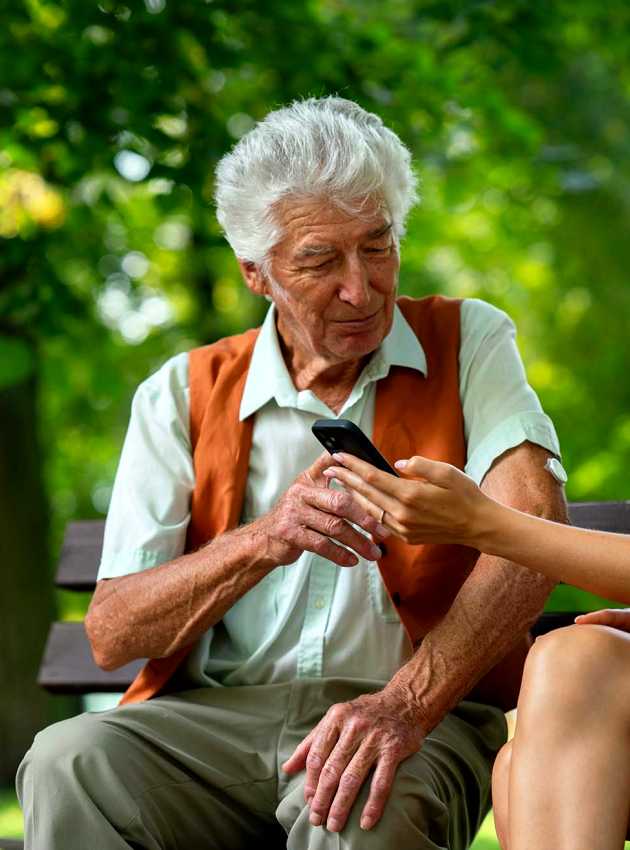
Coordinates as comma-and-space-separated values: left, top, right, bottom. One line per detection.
239, 302, 427, 421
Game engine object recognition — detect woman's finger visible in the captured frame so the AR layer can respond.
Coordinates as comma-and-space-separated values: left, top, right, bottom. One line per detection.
574, 608, 630, 632
330, 453, 406, 498
330, 482, 381, 523
330, 483, 404, 539
395, 455, 459, 487
322, 464, 404, 518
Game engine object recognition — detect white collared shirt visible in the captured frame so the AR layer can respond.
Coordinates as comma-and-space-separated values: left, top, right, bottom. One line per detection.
98, 299, 563, 687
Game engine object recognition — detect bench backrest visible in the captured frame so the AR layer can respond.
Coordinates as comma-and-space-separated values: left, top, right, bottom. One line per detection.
38, 502, 630, 694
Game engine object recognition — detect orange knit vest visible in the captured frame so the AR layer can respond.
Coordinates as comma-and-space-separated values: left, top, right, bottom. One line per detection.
119, 296, 530, 710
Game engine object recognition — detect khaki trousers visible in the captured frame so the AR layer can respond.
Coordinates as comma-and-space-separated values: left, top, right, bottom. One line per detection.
17, 677, 506, 850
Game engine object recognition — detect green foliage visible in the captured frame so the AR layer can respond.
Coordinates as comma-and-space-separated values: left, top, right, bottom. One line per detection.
0, 335, 35, 388
1, 0, 630, 617
0, 786, 23, 839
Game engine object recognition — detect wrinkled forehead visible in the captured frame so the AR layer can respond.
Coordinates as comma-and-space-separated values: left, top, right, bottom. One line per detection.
273, 195, 392, 255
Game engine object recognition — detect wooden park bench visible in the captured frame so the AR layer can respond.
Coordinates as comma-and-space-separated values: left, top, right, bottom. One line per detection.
2, 500, 629, 850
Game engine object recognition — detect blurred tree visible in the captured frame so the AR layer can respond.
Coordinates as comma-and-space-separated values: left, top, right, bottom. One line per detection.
1, 0, 630, 781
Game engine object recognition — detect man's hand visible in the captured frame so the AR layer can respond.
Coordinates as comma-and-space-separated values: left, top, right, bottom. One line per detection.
575, 608, 630, 632
254, 451, 389, 569
281, 688, 425, 833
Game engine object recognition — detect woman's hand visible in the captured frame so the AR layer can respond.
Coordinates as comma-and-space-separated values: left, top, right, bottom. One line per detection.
322, 453, 496, 547
575, 608, 630, 632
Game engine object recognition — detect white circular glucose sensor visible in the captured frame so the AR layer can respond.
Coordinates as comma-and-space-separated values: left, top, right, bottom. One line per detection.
544, 457, 568, 485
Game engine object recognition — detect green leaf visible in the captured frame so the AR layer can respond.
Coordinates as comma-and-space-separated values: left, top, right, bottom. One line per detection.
0, 336, 35, 389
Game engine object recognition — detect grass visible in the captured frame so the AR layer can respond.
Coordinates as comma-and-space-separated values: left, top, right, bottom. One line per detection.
471, 811, 502, 849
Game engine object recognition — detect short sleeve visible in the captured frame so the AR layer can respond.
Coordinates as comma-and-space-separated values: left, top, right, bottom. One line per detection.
97, 352, 195, 579
460, 299, 563, 485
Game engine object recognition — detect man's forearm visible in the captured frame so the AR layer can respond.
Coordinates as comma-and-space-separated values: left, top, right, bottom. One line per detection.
386, 553, 555, 731
85, 521, 275, 670
86, 453, 383, 672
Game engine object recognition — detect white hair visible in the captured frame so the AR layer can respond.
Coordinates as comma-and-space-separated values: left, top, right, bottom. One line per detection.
214, 96, 419, 269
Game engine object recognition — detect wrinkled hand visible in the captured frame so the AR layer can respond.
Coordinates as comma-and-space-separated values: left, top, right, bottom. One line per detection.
254, 451, 389, 569
575, 608, 630, 632
323, 452, 488, 546
281, 688, 425, 833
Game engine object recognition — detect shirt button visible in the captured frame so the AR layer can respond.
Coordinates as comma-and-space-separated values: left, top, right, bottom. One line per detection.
314, 596, 325, 609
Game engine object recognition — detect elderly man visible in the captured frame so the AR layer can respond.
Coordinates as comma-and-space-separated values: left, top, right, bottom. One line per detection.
17, 97, 567, 850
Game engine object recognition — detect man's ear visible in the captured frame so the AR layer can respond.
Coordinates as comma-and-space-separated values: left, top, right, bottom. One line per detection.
237, 259, 269, 297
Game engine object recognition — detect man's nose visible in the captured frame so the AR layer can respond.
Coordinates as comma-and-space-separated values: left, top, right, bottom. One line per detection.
338, 256, 371, 307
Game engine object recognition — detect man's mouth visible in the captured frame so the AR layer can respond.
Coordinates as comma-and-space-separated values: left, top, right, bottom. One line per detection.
334, 309, 381, 327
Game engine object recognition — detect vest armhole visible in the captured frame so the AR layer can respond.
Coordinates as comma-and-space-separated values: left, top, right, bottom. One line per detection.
188, 329, 260, 450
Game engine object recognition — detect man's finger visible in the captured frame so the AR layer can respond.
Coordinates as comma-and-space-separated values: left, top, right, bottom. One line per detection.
305, 451, 337, 486
282, 726, 318, 774
333, 484, 383, 525
308, 729, 365, 827
325, 743, 374, 832
298, 501, 381, 561
298, 526, 361, 567
303, 718, 343, 811
359, 757, 397, 830
304, 486, 388, 540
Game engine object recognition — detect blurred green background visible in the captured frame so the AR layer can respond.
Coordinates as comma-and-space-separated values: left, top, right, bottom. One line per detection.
2, 0, 630, 844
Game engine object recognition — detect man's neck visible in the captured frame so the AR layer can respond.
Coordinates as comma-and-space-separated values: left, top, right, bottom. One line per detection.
276, 329, 370, 415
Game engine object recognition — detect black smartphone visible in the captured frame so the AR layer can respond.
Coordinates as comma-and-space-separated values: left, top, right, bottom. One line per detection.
311, 418, 399, 476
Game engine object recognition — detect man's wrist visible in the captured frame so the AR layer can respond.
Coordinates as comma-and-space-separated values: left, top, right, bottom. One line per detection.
383, 667, 444, 734
238, 516, 282, 574
205, 520, 280, 577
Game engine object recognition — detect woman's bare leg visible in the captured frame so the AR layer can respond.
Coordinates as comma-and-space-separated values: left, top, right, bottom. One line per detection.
491, 741, 512, 850
506, 624, 630, 850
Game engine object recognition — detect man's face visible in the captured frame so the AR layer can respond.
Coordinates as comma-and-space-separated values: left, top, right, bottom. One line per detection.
242, 197, 400, 365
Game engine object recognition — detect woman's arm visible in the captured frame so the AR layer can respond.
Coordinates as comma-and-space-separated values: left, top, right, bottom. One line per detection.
479, 497, 630, 604
325, 453, 630, 605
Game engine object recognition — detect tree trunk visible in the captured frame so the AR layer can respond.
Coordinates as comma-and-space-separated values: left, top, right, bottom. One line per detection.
0, 366, 73, 784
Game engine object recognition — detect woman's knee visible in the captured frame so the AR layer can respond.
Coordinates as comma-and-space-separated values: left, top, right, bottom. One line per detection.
492, 740, 512, 792
520, 624, 630, 710
491, 740, 511, 847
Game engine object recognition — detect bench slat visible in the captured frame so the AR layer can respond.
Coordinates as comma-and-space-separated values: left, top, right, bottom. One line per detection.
37, 613, 579, 695
55, 520, 105, 590
54, 502, 630, 591
38, 622, 144, 693
568, 500, 630, 533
